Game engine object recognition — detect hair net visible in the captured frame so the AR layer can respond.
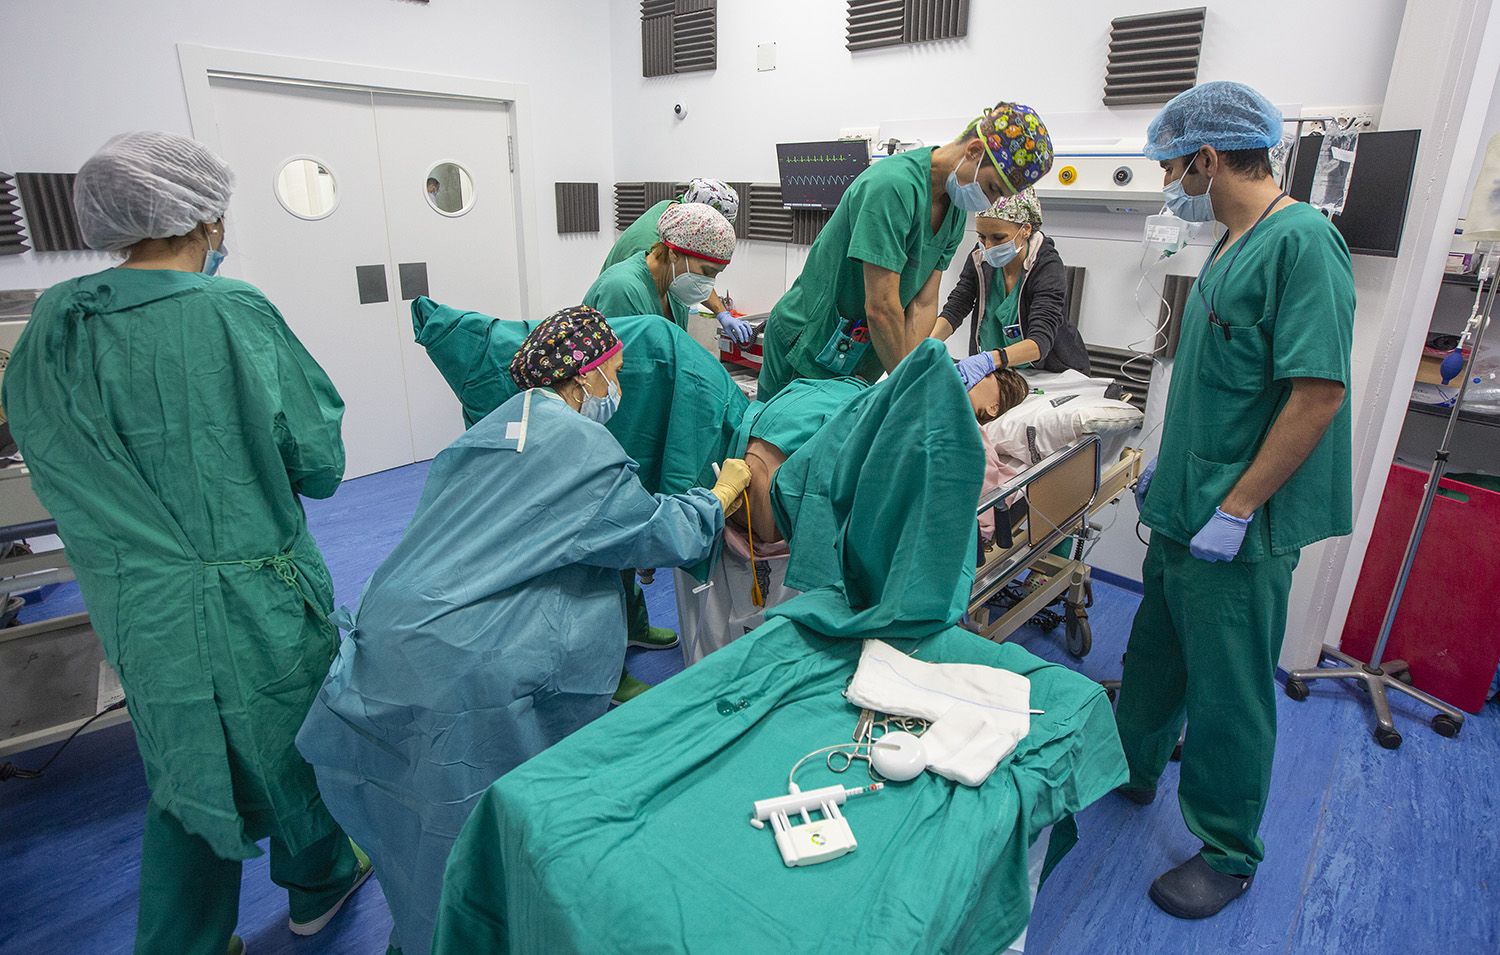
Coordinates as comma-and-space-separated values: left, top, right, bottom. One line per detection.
681, 178, 740, 223
967, 102, 1054, 192
657, 202, 736, 265
1143, 81, 1284, 162
978, 188, 1043, 227
74, 131, 235, 252
509, 306, 621, 389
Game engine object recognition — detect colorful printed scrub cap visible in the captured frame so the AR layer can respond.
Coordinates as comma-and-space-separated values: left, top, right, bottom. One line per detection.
978, 187, 1043, 227
509, 306, 622, 389
969, 102, 1054, 193
657, 202, 737, 265
681, 178, 740, 223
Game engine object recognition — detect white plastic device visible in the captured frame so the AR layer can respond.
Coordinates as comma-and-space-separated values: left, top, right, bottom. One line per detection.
869, 731, 926, 781
749, 783, 882, 867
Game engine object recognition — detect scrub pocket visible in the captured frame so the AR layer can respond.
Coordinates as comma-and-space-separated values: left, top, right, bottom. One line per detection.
1184, 450, 1266, 562
815, 318, 871, 375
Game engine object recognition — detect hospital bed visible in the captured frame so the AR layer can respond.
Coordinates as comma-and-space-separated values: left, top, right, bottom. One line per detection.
967, 436, 1144, 656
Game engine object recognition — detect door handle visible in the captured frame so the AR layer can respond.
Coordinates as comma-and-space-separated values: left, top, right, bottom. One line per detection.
356, 264, 389, 304
399, 262, 429, 301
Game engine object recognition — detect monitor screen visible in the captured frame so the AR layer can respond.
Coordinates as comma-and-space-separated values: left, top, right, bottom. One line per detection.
1287, 129, 1420, 257
776, 141, 870, 210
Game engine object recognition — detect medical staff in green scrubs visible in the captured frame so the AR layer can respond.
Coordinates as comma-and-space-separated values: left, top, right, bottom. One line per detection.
581, 202, 739, 693
584, 201, 736, 334
1114, 82, 1355, 920
4, 132, 370, 955
756, 101, 1054, 400
599, 178, 751, 342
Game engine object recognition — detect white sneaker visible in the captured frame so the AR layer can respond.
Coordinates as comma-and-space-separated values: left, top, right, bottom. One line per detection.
287, 860, 374, 937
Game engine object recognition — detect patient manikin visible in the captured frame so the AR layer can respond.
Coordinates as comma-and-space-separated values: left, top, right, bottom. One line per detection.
729, 367, 1029, 546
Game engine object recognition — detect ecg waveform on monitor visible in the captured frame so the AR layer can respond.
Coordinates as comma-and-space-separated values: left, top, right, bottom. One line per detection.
783, 174, 860, 186
781, 155, 863, 164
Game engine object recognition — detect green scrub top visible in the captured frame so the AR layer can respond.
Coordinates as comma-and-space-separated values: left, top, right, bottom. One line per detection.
583, 251, 689, 330
978, 271, 1028, 371
599, 199, 675, 275
1139, 202, 1355, 559
765, 148, 967, 383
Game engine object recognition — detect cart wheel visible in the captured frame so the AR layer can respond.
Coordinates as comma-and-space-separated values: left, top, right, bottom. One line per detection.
1394, 670, 1414, 686
1064, 609, 1092, 658
1374, 726, 1403, 750
1431, 714, 1462, 738
1284, 679, 1310, 702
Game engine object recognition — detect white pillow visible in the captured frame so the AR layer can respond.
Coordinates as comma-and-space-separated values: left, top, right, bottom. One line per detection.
985, 392, 1142, 465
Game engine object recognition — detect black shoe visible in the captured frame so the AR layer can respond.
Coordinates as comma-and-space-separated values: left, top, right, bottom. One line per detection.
1148, 854, 1253, 919
1116, 784, 1157, 805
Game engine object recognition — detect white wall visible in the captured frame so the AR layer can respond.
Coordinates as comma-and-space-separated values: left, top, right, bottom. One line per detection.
606, 0, 1406, 582
0, 0, 617, 314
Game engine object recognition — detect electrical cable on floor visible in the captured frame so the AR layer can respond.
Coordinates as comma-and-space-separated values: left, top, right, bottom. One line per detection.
0, 699, 127, 782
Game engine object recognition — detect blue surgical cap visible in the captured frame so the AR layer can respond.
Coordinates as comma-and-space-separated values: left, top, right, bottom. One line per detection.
1143, 81, 1283, 162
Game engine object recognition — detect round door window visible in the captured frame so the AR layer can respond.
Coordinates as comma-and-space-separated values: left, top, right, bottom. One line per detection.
426, 162, 475, 217
274, 158, 338, 220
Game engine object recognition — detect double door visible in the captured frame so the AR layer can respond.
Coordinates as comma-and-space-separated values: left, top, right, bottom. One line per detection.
209, 77, 521, 476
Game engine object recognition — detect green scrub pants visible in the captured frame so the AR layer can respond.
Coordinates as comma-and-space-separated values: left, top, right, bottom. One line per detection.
134, 800, 360, 955
1113, 536, 1298, 877
622, 569, 651, 642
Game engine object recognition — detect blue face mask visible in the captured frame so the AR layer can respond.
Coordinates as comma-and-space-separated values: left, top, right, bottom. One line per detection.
202, 242, 228, 276
946, 152, 991, 214
1163, 158, 1215, 223
982, 237, 1021, 269
580, 370, 620, 425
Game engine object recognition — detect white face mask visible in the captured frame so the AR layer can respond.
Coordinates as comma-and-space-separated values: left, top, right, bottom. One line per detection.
668, 254, 717, 305
579, 368, 620, 424
1163, 153, 1216, 223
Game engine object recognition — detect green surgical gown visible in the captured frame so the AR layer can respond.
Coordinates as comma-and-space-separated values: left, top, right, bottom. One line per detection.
432, 341, 1127, 954
411, 297, 746, 509
759, 149, 967, 395
4, 268, 346, 860
599, 198, 674, 274
584, 251, 689, 330
1138, 202, 1355, 558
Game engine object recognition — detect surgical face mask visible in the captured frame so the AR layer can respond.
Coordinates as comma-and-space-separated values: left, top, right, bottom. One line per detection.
946, 152, 991, 214
668, 255, 717, 305
982, 233, 1023, 269
1162, 156, 1215, 223
579, 369, 620, 424
202, 243, 227, 276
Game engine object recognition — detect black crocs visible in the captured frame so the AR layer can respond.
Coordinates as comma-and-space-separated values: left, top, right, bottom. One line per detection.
1116, 784, 1158, 805
1148, 854, 1253, 919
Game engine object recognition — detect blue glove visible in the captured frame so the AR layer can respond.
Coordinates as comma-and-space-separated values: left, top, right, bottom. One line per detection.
1190, 507, 1253, 562
1134, 458, 1157, 510
956, 351, 996, 389
716, 310, 754, 344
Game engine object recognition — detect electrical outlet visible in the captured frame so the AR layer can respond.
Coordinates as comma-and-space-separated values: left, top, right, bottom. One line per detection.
839, 126, 880, 148
1303, 106, 1381, 132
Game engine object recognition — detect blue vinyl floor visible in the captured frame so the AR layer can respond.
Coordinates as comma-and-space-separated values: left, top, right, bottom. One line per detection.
2, 462, 1496, 954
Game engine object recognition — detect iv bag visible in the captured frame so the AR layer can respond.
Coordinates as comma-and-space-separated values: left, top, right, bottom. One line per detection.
1310, 130, 1360, 217
1143, 211, 1190, 258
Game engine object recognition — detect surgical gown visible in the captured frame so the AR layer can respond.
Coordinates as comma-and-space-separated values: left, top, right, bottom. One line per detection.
296, 388, 724, 955
2, 268, 347, 862
599, 198, 674, 274
432, 342, 1127, 953
584, 251, 691, 330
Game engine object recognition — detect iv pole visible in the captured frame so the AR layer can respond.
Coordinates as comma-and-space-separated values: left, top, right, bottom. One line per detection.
1285, 248, 1494, 748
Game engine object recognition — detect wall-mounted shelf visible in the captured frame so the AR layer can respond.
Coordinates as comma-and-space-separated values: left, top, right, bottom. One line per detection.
1441, 272, 1485, 289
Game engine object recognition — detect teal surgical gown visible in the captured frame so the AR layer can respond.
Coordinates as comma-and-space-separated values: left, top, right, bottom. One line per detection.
600, 198, 675, 274
296, 387, 724, 955
3, 268, 347, 861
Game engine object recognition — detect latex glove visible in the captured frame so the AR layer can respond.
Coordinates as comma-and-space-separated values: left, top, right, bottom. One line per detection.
716, 310, 754, 344
710, 458, 752, 517
1134, 458, 1157, 510
955, 351, 997, 390
1190, 507, 1252, 562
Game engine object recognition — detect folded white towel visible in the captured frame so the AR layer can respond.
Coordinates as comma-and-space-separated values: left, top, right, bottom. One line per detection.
845, 639, 1032, 786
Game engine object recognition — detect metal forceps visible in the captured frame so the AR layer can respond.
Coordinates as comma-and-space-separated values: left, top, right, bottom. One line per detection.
826, 708, 929, 780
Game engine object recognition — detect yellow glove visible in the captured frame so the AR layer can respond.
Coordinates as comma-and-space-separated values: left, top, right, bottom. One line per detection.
711, 459, 752, 517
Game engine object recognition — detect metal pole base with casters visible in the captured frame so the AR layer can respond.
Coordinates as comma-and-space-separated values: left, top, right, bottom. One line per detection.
1286, 246, 1497, 750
